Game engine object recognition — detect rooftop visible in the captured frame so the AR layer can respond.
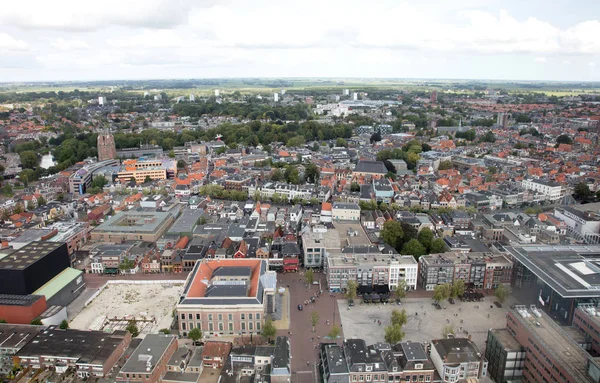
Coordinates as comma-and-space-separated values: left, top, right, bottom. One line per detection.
0, 324, 43, 350
33, 267, 83, 300
120, 334, 176, 373
0, 241, 65, 270
321, 343, 349, 375
431, 338, 482, 365
94, 211, 173, 234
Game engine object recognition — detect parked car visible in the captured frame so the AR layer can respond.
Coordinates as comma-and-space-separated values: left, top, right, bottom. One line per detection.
297, 304, 303, 311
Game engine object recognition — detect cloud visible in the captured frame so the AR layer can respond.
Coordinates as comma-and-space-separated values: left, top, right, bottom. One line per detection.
0, 33, 28, 51
106, 30, 187, 49
51, 38, 88, 51
535, 57, 547, 63
0, 0, 194, 31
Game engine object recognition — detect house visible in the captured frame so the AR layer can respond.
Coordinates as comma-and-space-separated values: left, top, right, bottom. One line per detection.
429, 338, 488, 382
201, 341, 232, 369
332, 202, 360, 221
117, 334, 178, 383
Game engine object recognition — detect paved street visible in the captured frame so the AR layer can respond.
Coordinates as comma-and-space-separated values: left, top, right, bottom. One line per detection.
276, 270, 343, 383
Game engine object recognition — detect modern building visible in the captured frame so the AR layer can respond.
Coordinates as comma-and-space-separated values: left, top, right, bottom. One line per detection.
554, 206, 600, 244
97, 133, 117, 161
0, 324, 42, 375
320, 343, 349, 383
573, 304, 600, 356
68, 159, 120, 195
0, 242, 70, 296
116, 144, 164, 159
176, 259, 276, 338
331, 203, 360, 221
91, 211, 176, 243
507, 245, 600, 324
301, 225, 341, 268
521, 179, 565, 201
32, 267, 85, 308
98, 96, 107, 106
16, 328, 131, 378
117, 334, 178, 383
0, 294, 47, 324
117, 159, 177, 184
503, 305, 600, 383
429, 338, 488, 382
485, 328, 526, 383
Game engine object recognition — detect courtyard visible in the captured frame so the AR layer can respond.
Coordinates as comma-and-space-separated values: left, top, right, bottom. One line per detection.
69, 283, 183, 336
338, 294, 519, 352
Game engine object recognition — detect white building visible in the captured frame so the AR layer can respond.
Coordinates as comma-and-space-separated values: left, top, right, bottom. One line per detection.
273, 93, 279, 102
521, 179, 564, 201
98, 96, 107, 106
215, 89, 220, 97
332, 202, 360, 221
343, 89, 349, 96
190, 94, 195, 102
430, 338, 488, 382
554, 206, 600, 243
352, 92, 358, 101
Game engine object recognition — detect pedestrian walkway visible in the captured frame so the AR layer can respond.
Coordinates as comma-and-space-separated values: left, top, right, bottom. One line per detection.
272, 288, 290, 330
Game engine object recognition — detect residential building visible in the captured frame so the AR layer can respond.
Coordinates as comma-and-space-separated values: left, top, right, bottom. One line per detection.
332, 203, 361, 221
320, 343, 350, 383
301, 225, 341, 268
175, 259, 276, 338
117, 334, 178, 383
429, 338, 488, 382
0, 324, 42, 375
343, 339, 388, 383
521, 179, 565, 201
201, 341, 232, 369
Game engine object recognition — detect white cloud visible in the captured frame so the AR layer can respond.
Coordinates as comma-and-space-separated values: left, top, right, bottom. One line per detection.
0, 33, 28, 51
535, 57, 547, 63
106, 30, 187, 49
51, 38, 88, 51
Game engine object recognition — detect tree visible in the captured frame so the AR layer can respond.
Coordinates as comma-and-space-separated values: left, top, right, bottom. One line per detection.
574, 182, 592, 201
144, 175, 153, 183
177, 160, 186, 169
384, 324, 405, 344
59, 320, 69, 329
433, 284, 450, 303
262, 318, 277, 342
188, 328, 202, 343
417, 228, 434, 251
345, 280, 358, 302
438, 160, 453, 171
430, 238, 447, 254
19, 169, 36, 186
480, 131, 496, 143
159, 328, 171, 334
556, 134, 573, 145
310, 311, 319, 332
392, 280, 407, 300
168, 150, 175, 158
381, 221, 404, 251
19, 150, 38, 169
13, 204, 23, 214
284, 166, 300, 184
370, 132, 382, 143
271, 168, 283, 182
442, 325, 455, 338
92, 175, 108, 189
305, 269, 315, 285
26, 201, 34, 211
31, 318, 43, 325
305, 163, 320, 184
1, 184, 12, 196
328, 325, 341, 339
494, 284, 510, 304
401, 239, 426, 259
126, 320, 139, 337
350, 182, 360, 192
0, 319, 6, 323
450, 280, 465, 299
391, 309, 407, 327
36, 196, 47, 206
197, 216, 207, 225
336, 138, 347, 147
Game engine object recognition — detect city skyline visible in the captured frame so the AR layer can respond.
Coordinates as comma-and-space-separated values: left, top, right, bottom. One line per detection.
1, 0, 599, 82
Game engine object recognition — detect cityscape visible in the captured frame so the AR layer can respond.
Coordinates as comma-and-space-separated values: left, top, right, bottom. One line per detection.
1, 2, 600, 383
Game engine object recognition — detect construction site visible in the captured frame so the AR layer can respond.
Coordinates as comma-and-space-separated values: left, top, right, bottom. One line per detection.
68, 282, 183, 336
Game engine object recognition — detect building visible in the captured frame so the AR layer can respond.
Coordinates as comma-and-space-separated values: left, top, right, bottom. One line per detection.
301, 225, 341, 268
573, 304, 600, 356
46, 221, 92, 263
521, 179, 565, 201
32, 267, 85, 308
352, 161, 388, 179
91, 211, 176, 243
554, 206, 600, 244
0, 295, 47, 325
496, 112, 509, 129
175, 259, 276, 338
326, 252, 418, 292
16, 328, 131, 378
98, 96, 107, 106
117, 334, 178, 383
201, 341, 232, 369
116, 144, 164, 159
320, 343, 350, 383
0, 242, 70, 295
430, 91, 437, 103
429, 338, 488, 382
343, 339, 388, 383
418, 252, 512, 291
273, 93, 279, 102
332, 203, 360, 221
507, 245, 600, 324
0, 324, 42, 375
485, 328, 526, 383
97, 133, 117, 161
502, 305, 599, 383
117, 159, 176, 184
69, 159, 120, 195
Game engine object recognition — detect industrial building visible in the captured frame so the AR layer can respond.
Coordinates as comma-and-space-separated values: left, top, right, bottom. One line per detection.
0, 324, 43, 375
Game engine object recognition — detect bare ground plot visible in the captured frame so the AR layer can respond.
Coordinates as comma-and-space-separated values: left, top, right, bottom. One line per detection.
339, 295, 519, 352
69, 284, 183, 336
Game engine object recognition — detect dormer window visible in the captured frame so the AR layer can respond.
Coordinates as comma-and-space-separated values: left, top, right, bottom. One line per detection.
393, 367, 398, 372
366, 365, 372, 372
415, 363, 423, 369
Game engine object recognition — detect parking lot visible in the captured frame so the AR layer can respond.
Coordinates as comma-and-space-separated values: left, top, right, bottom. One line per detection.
339, 294, 518, 352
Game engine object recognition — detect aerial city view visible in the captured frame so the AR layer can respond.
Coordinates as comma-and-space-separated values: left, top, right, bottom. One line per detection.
1, 1, 600, 383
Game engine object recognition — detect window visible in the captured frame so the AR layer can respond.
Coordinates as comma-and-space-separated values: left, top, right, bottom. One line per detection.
249, 313, 253, 320
182, 322, 186, 330
360, 375, 364, 382
256, 322, 261, 331
256, 313, 260, 320
425, 377, 431, 383
196, 314, 200, 320
209, 323, 214, 332
208, 314, 213, 321
228, 314, 233, 321
181, 314, 185, 320
353, 376, 357, 382
188, 313, 193, 320
415, 364, 423, 370
241, 322, 246, 331
367, 375, 372, 382
219, 322, 224, 332
229, 323, 234, 332
249, 322, 253, 331
241, 314, 245, 320
218, 314, 223, 321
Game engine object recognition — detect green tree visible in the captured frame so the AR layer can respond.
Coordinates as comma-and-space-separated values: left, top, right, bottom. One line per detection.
556, 134, 572, 145
144, 175, 153, 183
177, 160, 186, 169
494, 284, 510, 304
159, 328, 171, 334
19, 150, 38, 169
370, 132, 382, 143
305, 269, 315, 286
433, 284, 450, 303
442, 325, 455, 338
450, 280, 465, 299
92, 175, 108, 189
126, 320, 140, 337
59, 320, 69, 329
381, 221, 404, 251
271, 168, 283, 182
13, 204, 23, 214
392, 280, 407, 300
328, 325, 341, 339
168, 150, 175, 158
26, 201, 34, 211
438, 161, 453, 171
36, 196, 47, 206
262, 318, 277, 342
350, 182, 360, 192
430, 238, 447, 254
391, 309, 407, 327
284, 166, 300, 184
304, 163, 320, 184
417, 228, 434, 251
574, 182, 592, 201
1, 184, 13, 196
401, 238, 426, 259
0, 319, 6, 323
336, 138, 347, 147
310, 311, 319, 332
188, 328, 202, 343
345, 280, 358, 302
384, 324, 405, 344
31, 318, 43, 325
19, 169, 36, 186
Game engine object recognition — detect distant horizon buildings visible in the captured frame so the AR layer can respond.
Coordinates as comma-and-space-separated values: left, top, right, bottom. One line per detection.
273, 92, 279, 102
98, 96, 107, 106
497, 112, 509, 129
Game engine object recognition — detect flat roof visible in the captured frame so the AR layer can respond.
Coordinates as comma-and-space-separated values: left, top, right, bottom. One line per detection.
0, 241, 64, 270
321, 343, 349, 375
168, 209, 204, 234
506, 245, 600, 298
94, 211, 173, 234
0, 324, 43, 350
489, 328, 523, 351
33, 267, 83, 300
120, 334, 176, 373
510, 307, 594, 382
0, 294, 44, 307
432, 338, 482, 365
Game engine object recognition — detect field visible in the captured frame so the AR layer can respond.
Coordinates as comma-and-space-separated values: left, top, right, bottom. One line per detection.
68, 283, 183, 336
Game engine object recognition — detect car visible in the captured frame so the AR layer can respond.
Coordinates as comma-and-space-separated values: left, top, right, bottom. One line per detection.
297, 304, 303, 311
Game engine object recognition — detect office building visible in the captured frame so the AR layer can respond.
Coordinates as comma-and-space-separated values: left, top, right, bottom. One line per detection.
554, 206, 600, 244
97, 133, 117, 161
485, 328, 526, 382
98, 96, 107, 106
116, 144, 164, 159
573, 304, 600, 356
332, 203, 360, 221
117, 159, 176, 184
273, 93, 279, 102
176, 259, 276, 338
301, 225, 341, 268
68, 159, 120, 195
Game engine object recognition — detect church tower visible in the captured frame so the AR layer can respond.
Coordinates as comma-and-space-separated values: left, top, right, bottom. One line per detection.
97, 132, 117, 161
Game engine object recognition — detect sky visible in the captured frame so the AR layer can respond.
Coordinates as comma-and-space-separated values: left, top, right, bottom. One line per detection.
1, 0, 600, 82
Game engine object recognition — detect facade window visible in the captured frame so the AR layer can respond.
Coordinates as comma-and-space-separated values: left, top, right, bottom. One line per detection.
249, 322, 253, 331
241, 322, 246, 331
256, 322, 261, 331
208, 314, 213, 321
241, 314, 245, 320
360, 375, 364, 382
219, 322, 224, 332
228, 322, 234, 332
256, 313, 260, 320
208, 323, 214, 332
353, 376, 357, 382
182, 322, 186, 330
218, 314, 223, 321
188, 314, 193, 320
228, 314, 233, 321
196, 314, 200, 320
181, 314, 185, 320
249, 313, 253, 320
